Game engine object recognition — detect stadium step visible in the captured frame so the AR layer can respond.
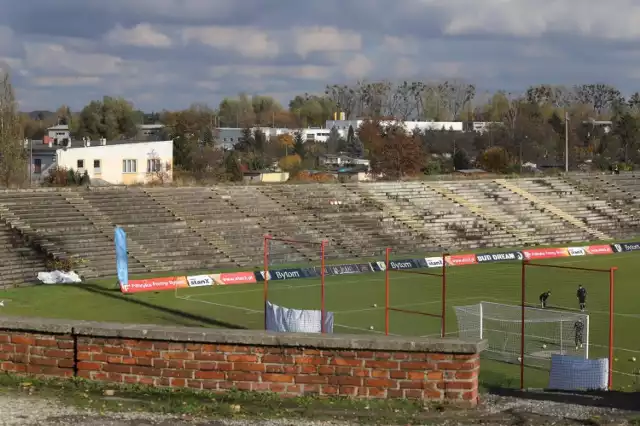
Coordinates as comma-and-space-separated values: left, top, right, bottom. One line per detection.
425, 183, 535, 246
495, 179, 612, 241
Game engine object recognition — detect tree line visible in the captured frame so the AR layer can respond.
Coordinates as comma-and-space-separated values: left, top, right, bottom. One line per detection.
6, 74, 640, 184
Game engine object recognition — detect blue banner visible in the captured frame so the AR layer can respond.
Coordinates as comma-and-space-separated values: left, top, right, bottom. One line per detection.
255, 268, 316, 281
324, 263, 373, 276
115, 226, 128, 290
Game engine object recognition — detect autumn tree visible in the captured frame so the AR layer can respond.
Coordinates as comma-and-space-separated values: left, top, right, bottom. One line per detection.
0, 71, 25, 187
369, 125, 425, 179
277, 133, 294, 156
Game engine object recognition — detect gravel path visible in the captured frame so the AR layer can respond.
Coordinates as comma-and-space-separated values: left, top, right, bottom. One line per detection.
0, 392, 637, 425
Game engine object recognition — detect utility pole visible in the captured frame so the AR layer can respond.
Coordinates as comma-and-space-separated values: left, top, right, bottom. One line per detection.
565, 111, 570, 172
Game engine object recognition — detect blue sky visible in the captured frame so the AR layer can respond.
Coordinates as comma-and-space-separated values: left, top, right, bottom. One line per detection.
1, 0, 640, 111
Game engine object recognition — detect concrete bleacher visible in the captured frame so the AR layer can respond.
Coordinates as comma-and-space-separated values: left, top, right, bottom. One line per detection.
1, 175, 640, 284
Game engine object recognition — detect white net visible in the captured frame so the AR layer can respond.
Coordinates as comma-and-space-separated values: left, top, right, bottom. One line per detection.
454, 302, 589, 368
265, 301, 334, 333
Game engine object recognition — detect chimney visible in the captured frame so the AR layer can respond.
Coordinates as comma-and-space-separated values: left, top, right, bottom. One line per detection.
86, 138, 91, 147
48, 141, 52, 148
101, 138, 107, 146
333, 112, 337, 120
339, 112, 345, 121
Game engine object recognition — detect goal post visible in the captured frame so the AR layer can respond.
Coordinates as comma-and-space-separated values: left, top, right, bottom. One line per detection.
263, 235, 329, 333
454, 301, 590, 364
384, 248, 447, 337
521, 260, 616, 390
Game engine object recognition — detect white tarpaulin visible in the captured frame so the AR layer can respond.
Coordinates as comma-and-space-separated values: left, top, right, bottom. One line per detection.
265, 301, 334, 333
37, 270, 82, 284
548, 354, 608, 391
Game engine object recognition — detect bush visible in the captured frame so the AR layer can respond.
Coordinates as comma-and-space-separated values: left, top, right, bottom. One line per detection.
45, 256, 85, 272
43, 166, 84, 187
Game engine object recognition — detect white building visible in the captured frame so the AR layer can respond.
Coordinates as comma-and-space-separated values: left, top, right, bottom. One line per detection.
32, 138, 173, 185
325, 120, 464, 132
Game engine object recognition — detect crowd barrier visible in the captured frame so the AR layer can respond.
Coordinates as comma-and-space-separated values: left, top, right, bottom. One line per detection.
119, 241, 635, 294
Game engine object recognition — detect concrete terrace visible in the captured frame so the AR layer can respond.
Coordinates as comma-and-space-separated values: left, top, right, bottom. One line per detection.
0, 173, 640, 286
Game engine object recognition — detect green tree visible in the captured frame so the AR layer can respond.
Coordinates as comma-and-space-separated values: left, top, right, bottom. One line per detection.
326, 127, 343, 154
453, 148, 471, 170
293, 132, 306, 159
76, 96, 139, 140
345, 125, 364, 158
0, 71, 25, 187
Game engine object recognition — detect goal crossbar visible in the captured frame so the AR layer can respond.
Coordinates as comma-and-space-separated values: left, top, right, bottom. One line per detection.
384, 248, 447, 337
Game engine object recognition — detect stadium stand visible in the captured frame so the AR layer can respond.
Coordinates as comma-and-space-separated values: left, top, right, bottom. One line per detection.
2, 174, 640, 286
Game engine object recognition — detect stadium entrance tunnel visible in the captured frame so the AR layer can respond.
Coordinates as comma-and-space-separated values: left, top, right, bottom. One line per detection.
0, 316, 487, 406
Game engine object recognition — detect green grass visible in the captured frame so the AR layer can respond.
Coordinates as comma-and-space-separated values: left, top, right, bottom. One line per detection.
1, 249, 640, 391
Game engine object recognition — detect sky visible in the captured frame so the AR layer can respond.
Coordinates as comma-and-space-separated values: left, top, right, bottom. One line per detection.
2, 0, 640, 112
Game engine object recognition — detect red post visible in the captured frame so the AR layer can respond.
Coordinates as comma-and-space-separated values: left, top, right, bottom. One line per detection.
609, 267, 616, 390
263, 235, 270, 330
320, 241, 326, 334
385, 248, 391, 336
520, 259, 527, 390
441, 252, 448, 338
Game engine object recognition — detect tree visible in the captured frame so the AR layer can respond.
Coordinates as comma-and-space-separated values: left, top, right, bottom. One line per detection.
234, 127, 255, 152
76, 96, 139, 140
478, 147, 512, 173
574, 84, 624, 116
345, 125, 364, 158
369, 125, 425, 179
0, 71, 25, 187
278, 154, 302, 172
612, 112, 640, 163
326, 126, 343, 154
293, 132, 306, 159
453, 149, 471, 170
324, 85, 357, 119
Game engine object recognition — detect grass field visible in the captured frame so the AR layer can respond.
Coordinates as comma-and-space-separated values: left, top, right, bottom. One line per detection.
0, 247, 639, 391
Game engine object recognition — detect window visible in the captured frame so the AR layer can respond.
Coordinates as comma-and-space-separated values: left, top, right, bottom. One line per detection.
147, 158, 161, 173
33, 159, 42, 174
77, 159, 84, 169
93, 159, 101, 174
122, 159, 137, 173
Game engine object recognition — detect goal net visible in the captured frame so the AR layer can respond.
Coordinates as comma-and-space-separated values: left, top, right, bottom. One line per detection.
454, 301, 589, 368
262, 235, 333, 333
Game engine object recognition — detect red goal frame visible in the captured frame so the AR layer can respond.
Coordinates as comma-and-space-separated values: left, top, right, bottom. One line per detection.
263, 235, 328, 333
521, 260, 616, 390
384, 248, 448, 337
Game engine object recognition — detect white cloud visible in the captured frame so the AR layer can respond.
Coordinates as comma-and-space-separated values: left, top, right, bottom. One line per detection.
435, 0, 640, 40
343, 54, 372, 78
24, 43, 123, 76
104, 23, 173, 48
210, 64, 333, 80
381, 36, 419, 56
181, 26, 279, 58
292, 26, 362, 57
32, 76, 102, 87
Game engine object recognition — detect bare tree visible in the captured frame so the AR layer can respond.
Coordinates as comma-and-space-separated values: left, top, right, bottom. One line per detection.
0, 71, 25, 187
439, 80, 476, 120
325, 84, 358, 119
356, 80, 393, 118
574, 84, 624, 115
392, 81, 424, 120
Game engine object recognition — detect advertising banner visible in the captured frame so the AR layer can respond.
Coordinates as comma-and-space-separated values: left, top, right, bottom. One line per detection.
114, 227, 128, 291
324, 263, 373, 276
476, 251, 523, 263
585, 245, 613, 255
567, 247, 586, 256
211, 272, 257, 285
445, 254, 477, 266
522, 247, 570, 260
121, 276, 188, 294
255, 268, 315, 281
187, 275, 214, 287
611, 242, 640, 253
424, 256, 444, 268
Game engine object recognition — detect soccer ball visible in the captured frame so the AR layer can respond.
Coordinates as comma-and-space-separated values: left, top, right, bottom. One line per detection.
369, 326, 374, 330
517, 357, 522, 362
542, 344, 547, 349
372, 303, 377, 308
632, 357, 637, 362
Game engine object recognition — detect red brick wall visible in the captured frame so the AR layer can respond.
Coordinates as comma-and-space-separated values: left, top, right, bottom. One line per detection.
0, 321, 484, 406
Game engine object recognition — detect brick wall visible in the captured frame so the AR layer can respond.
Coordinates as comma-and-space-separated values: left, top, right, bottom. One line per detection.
0, 317, 486, 406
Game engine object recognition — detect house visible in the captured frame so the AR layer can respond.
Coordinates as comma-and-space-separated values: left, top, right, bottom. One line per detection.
45, 124, 70, 145
319, 154, 370, 170
242, 171, 290, 184
31, 138, 173, 185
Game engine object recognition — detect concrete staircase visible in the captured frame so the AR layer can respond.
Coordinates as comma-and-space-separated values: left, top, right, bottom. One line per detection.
495, 179, 612, 241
